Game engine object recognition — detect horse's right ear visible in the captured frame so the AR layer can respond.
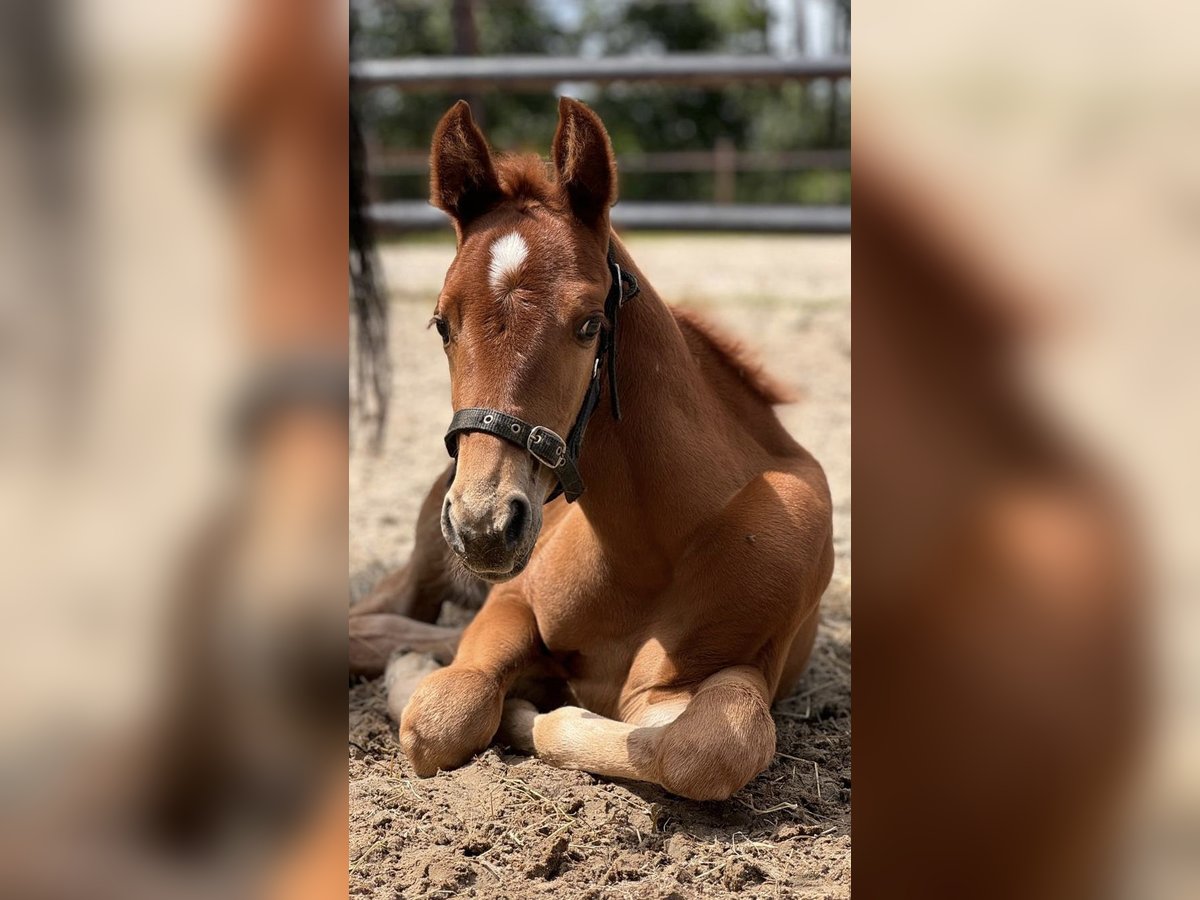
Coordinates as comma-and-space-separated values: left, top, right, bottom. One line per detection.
429, 101, 503, 227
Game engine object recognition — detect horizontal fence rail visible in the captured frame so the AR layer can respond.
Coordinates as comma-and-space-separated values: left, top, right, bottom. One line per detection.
352, 53, 850, 91
357, 53, 850, 233
370, 201, 850, 234
367, 148, 851, 176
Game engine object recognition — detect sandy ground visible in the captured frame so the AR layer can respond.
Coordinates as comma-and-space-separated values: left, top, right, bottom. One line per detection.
350, 234, 851, 898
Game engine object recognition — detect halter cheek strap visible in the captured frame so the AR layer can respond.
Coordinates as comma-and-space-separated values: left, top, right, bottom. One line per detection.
443, 244, 639, 503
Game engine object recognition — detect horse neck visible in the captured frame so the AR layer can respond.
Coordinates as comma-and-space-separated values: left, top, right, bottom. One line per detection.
573, 238, 752, 568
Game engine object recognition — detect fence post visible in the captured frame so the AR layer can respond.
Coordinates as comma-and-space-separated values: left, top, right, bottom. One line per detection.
713, 137, 736, 205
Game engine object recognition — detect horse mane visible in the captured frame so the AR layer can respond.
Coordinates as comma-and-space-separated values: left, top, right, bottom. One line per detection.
494, 153, 562, 207
671, 305, 796, 406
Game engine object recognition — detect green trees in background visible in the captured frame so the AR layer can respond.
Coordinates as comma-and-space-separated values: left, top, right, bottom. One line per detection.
354, 0, 849, 205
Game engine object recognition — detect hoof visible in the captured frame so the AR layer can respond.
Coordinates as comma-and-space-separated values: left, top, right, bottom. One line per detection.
397, 667, 503, 776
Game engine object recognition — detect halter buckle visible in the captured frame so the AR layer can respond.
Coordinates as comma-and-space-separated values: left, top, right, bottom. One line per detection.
611, 261, 638, 307
527, 425, 567, 469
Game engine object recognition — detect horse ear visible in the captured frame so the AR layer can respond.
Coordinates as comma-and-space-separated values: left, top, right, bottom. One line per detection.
429, 100, 503, 226
552, 97, 617, 228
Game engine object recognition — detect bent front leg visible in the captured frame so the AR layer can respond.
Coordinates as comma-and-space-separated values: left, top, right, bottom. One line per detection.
500, 666, 776, 801
399, 593, 541, 776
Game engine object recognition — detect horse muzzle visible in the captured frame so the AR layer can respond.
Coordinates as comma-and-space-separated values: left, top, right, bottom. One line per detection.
440, 486, 539, 580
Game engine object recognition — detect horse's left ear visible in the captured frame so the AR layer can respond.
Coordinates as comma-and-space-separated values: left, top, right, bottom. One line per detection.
552, 97, 617, 228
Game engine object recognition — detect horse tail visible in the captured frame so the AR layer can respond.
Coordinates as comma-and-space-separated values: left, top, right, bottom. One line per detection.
349, 84, 390, 448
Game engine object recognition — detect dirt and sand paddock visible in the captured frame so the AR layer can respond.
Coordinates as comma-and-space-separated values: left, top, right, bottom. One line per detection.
350, 234, 850, 898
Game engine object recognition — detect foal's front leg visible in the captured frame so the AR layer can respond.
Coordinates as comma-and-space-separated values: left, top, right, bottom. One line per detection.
500, 666, 776, 801
399, 593, 539, 776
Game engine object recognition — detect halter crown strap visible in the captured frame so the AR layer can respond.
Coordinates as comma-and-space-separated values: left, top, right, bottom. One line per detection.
443, 243, 639, 504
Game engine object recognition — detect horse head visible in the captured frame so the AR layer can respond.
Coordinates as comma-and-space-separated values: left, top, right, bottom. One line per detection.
429, 97, 621, 580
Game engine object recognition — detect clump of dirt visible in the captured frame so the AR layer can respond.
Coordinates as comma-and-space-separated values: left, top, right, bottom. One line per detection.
351, 236, 851, 898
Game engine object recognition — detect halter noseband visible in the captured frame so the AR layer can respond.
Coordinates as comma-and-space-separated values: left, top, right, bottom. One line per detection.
443, 244, 640, 503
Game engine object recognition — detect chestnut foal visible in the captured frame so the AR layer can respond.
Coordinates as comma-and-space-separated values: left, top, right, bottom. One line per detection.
353, 99, 833, 801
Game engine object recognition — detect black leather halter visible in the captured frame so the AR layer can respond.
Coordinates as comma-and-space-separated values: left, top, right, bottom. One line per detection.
443, 244, 639, 503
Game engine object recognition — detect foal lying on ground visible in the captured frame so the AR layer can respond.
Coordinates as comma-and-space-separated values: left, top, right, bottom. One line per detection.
350, 98, 833, 801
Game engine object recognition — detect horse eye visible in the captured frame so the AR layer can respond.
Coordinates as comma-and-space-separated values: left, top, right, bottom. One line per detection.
431, 315, 450, 345
577, 316, 603, 341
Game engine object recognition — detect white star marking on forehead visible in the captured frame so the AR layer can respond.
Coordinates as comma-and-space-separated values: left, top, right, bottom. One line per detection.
488, 232, 529, 292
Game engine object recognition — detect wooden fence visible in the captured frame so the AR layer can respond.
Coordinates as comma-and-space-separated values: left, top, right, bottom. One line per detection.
354, 54, 850, 233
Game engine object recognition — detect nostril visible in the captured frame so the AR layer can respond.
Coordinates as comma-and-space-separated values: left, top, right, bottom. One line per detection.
504, 495, 529, 548
441, 498, 465, 554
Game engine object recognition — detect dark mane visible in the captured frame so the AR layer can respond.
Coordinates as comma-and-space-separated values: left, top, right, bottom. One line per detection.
671, 305, 796, 406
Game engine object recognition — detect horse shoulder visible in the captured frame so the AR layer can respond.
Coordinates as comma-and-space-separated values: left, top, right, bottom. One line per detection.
657, 464, 832, 653
712, 460, 832, 562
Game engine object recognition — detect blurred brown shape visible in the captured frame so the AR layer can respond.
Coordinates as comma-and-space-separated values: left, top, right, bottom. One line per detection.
1, 1, 349, 897
139, 0, 351, 892
852, 144, 1146, 898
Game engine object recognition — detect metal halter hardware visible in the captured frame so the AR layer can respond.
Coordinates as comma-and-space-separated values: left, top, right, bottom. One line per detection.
443, 243, 639, 503
527, 426, 567, 468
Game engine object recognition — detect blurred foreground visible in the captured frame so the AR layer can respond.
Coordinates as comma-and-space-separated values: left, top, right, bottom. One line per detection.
855, 1, 1200, 897
1, 1, 348, 897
